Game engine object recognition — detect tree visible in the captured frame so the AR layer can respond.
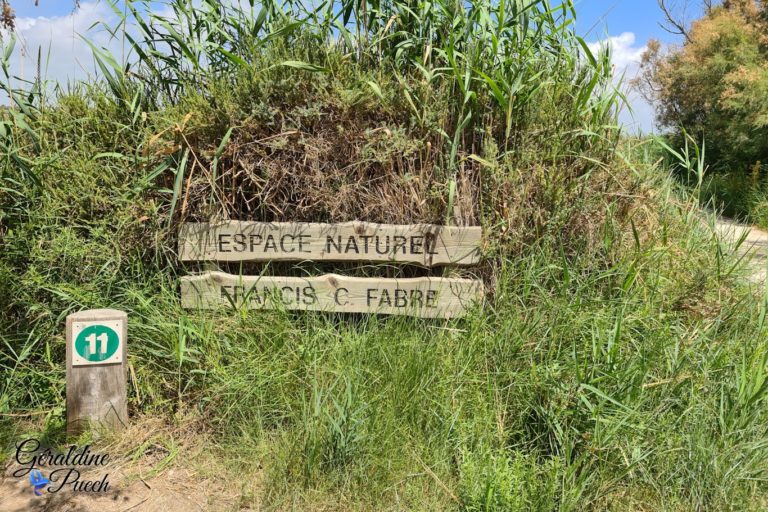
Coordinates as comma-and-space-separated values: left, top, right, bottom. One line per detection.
637, 0, 768, 171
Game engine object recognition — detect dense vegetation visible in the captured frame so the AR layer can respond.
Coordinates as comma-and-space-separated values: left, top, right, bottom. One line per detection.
1, 1, 767, 510
637, 0, 768, 223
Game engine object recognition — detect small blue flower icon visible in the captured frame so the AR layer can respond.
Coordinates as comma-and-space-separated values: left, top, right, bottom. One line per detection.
29, 469, 49, 496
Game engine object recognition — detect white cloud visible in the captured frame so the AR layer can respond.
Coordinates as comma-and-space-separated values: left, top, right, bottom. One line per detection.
588, 32, 657, 134
0, 0, 227, 101
1, 1, 121, 100
588, 32, 646, 74
4, 1, 120, 93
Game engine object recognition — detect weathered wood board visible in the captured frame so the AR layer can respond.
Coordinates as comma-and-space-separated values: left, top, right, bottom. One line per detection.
66, 309, 128, 437
181, 272, 484, 318
179, 221, 482, 266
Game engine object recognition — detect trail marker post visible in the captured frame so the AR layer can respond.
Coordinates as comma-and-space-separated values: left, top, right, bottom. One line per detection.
66, 309, 128, 437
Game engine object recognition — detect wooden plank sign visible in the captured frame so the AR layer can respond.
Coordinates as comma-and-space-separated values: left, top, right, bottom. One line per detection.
179, 221, 482, 267
181, 272, 484, 318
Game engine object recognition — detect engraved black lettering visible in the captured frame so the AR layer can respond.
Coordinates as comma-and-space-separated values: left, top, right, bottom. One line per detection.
326, 236, 343, 253
233, 233, 246, 252
218, 234, 232, 252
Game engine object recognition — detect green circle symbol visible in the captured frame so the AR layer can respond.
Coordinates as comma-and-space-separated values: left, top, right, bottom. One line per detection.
75, 325, 119, 362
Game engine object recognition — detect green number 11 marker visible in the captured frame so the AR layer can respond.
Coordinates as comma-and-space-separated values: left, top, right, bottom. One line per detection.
74, 325, 119, 362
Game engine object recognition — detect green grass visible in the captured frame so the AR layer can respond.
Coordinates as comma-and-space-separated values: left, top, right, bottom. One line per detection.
1, 0, 768, 510
698, 169, 768, 230
5, 176, 768, 509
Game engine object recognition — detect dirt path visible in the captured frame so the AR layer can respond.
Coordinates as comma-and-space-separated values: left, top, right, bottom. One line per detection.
713, 217, 768, 283
0, 418, 248, 512
1, 465, 215, 512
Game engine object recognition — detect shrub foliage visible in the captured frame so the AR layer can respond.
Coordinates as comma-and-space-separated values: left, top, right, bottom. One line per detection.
638, 0, 768, 171
1, 1, 767, 510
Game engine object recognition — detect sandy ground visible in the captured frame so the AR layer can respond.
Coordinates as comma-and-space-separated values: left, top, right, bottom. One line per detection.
1, 465, 217, 512
0, 417, 249, 512
712, 217, 768, 283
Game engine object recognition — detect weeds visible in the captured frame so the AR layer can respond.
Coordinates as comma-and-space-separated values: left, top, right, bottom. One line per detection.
0, 1, 767, 510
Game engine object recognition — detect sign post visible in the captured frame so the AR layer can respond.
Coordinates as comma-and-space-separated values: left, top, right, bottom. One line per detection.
66, 309, 128, 437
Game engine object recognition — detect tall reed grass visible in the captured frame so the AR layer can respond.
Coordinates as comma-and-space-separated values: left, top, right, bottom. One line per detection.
1, 1, 767, 510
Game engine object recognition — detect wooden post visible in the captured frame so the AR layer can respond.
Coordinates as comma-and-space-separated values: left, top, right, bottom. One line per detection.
66, 309, 128, 437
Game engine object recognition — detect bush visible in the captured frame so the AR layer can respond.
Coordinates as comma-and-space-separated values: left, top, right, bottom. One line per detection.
459, 449, 561, 512
1, 1, 767, 510
698, 162, 768, 227
637, 1, 768, 173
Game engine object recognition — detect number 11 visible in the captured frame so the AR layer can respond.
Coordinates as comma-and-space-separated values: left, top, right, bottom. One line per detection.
85, 333, 109, 355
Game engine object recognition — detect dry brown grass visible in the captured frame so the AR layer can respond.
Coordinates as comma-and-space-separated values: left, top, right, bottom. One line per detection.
149, 105, 662, 296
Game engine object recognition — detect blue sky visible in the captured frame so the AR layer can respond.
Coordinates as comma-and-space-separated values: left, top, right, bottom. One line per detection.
4, 0, 707, 131
9, 0, 703, 39
576, 1, 705, 131
575, 1, 702, 44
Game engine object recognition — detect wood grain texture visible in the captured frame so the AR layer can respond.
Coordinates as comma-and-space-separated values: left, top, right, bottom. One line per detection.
179, 221, 482, 266
66, 309, 128, 437
181, 272, 484, 318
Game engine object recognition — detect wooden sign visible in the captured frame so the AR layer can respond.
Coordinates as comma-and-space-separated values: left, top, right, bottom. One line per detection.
181, 271, 484, 318
179, 221, 482, 266
66, 309, 128, 437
